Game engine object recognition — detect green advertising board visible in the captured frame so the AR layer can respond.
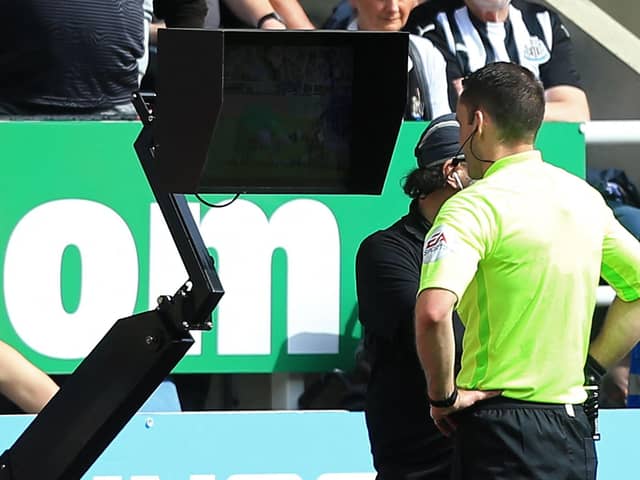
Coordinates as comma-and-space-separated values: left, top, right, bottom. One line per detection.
0, 121, 585, 373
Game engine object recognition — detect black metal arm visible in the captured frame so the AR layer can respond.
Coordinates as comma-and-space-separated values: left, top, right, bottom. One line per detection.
133, 91, 224, 330
0, 92, 224, 480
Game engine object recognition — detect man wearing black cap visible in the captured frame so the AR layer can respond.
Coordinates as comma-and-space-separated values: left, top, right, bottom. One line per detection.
355, 113, 471, 480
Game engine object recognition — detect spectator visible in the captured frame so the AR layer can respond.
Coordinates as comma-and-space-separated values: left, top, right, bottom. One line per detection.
406, 0, 591, 122
355, 113, 470, 479
348, 0, 451, 120
142, 0, 209, 92
0, 340, 58, 413
323, 0, 427, 29
0, 0, 144, 117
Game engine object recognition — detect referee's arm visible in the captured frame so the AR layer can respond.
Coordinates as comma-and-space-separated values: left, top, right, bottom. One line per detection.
415, 288, 457, 401
589, 297, 640, 369
591, 211, 640, 368
415, 287, 499, 435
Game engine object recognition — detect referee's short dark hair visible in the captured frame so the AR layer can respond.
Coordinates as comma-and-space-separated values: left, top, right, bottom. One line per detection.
460, 62, 545, 144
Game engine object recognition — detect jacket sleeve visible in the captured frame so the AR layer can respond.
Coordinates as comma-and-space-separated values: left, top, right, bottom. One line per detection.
356, 233, 421, 342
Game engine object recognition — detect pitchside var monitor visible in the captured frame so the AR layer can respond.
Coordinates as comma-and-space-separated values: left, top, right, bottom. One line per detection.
155, 28, 408, 195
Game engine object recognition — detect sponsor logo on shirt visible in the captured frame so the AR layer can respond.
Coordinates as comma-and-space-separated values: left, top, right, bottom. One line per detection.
523, 36, 550, 63
423, 226, 451, 263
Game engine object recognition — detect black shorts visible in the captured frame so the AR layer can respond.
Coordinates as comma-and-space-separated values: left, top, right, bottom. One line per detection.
376, 462, 451, 480
451, 397, 597, 480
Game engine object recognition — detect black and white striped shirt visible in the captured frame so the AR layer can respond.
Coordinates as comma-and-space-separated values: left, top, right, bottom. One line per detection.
406, 0, 582, 91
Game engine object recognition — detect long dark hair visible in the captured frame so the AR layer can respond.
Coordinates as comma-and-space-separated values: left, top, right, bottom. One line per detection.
402, 166, 446, 199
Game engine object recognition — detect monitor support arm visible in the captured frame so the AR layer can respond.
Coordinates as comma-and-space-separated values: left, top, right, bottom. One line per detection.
133, 91, 224, 331
0, 92, 224, 480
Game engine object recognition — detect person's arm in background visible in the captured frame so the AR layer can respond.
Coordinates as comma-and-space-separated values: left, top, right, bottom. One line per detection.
543, 85, 590, 122
590, 210, 640, 368
222, 0, 286, 28
590, 297, 640, 368
0, 341, 58, 413
149, 19, 166, 45
269, 0, 315, 29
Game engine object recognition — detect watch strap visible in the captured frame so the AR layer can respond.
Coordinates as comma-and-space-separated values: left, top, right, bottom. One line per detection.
256, 12, 285, 29
428, 388, 458, 408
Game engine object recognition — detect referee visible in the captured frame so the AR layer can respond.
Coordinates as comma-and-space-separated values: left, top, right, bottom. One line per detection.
415, 62, 640, 479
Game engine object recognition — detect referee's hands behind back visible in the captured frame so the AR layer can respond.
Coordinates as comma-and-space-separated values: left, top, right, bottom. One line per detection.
430, 388, 501, 437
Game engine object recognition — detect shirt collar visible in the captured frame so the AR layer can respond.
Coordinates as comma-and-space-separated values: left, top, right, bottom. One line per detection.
403, 200, 431, 240
483, 149, 542, 178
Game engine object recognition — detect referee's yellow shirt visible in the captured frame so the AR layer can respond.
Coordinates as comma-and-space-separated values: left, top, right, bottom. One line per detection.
419, 150, 640, 404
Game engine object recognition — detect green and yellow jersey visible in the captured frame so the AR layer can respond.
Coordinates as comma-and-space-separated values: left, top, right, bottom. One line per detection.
419, 150, 640, 404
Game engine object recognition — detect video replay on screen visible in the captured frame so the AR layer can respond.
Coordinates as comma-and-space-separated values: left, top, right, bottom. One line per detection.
201, 43, 354, 193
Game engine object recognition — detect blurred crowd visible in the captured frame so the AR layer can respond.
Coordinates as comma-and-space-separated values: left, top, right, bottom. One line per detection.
0, 0, 591, 123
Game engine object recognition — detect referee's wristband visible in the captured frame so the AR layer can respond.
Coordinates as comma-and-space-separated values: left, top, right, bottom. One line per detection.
256, 12, 285, 29
428, 388, 458, 408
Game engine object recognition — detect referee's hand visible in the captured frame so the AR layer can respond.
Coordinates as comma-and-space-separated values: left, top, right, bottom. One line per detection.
430, 389, 501, 437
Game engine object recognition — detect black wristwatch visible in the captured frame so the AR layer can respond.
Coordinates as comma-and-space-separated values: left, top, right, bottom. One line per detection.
256, 12, 286, 29
428, 388, 458, 408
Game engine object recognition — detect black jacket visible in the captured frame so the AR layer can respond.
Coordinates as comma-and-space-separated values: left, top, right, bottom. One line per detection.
355, 201, 463, 476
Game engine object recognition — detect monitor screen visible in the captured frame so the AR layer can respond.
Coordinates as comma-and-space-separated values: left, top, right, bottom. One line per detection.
155, 29, 408, 195
201, 43, 354, 193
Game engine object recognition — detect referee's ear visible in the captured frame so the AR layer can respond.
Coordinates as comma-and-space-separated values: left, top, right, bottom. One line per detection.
473, 109, 485, 137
